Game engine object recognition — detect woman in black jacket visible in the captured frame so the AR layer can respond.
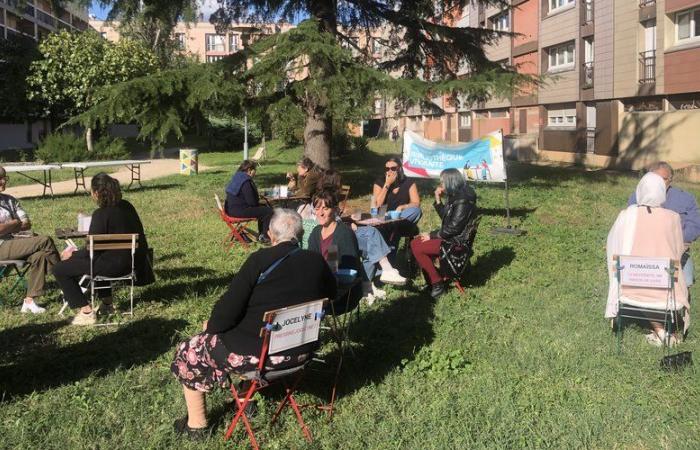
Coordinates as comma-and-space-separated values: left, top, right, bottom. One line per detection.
410, 168, 476, 298
225, 160, 273, 243
170, 209, 336, 439
53, 173, 154, 325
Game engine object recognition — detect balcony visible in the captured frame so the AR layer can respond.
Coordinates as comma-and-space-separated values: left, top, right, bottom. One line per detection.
582, 62, 594, 88
639, 0, 655, 6
36, 8, 56, 28
639, 50, 656, 84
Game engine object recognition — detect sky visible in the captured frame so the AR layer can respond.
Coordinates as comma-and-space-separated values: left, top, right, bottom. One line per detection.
89, 0, 219, 20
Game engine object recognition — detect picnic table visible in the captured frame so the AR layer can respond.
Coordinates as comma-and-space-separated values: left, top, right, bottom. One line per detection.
261, 194, 310, 208
61, 160, 151, 193
4, 164, 62, 197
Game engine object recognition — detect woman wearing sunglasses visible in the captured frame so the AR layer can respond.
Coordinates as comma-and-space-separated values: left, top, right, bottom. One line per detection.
372, 157, 421, 223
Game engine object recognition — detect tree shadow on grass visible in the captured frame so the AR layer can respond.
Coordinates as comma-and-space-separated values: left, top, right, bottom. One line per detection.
0, 317, 186, 400
461, 246, 516, 288
154, 266, 217, 281
23, 183, 182, 201
141, 275, 233, 304
478, 207, 537, 219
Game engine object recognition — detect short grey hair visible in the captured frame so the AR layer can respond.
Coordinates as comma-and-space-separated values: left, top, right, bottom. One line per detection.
269, 208, 303, 244
648, 161, 674, 177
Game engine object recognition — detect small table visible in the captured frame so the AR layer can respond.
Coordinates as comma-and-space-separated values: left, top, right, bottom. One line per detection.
61, 160, 151, 193
4, 164, 62, 197
55, 228, 88, 240
262, 194, 310, 208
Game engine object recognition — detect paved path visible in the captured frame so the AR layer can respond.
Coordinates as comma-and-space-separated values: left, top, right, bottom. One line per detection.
5, 158, 209, 199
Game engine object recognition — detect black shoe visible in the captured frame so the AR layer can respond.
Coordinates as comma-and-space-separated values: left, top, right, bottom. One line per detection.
173, 416, 210, 441
430, 282, 446, 299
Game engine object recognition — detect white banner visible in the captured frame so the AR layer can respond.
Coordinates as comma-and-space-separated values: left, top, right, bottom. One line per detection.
618, 256, 673, 289
268, 299, 325, 354
402, 130, 506, 182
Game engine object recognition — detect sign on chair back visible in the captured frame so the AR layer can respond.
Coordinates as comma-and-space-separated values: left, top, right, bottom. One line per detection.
614, 255, 682, 352
88, 233, 139, 316
224, 299, 326, 450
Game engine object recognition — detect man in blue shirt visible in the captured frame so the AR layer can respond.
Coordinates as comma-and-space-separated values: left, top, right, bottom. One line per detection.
628, 161, 700, 286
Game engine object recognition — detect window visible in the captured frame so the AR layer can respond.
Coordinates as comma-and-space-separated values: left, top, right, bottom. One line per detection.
547, 107, 577, 127
549, 0, 574, 13
374, 98, 383, 113
229, 34, 238, 51
459, 113, 472, 128
490, 109, 509, 118
490, 12, 509, 31
675, 8, 700, 42
548, 42, 575, 71
206, 55, 224, 63
205, 34, 225, 52
175, 33, 185, 50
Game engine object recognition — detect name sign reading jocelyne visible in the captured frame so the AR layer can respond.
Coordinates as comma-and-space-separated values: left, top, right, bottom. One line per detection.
268, 299, 325, 355
618, 256, 673, 289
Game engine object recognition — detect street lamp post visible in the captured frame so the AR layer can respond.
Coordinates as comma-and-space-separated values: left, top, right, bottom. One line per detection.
243, 109, 248, 160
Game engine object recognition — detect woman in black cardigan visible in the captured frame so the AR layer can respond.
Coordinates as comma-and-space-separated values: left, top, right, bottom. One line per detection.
307, 189, 364, 313
53, 173, 153, 325
170, 209, 336, 439
225, 160, 273, 243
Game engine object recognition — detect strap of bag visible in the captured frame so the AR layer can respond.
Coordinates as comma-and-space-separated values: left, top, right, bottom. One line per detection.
257, 246, 301, 285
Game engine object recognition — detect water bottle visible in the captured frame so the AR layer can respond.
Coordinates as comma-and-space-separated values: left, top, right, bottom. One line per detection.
77, 211, 86, 232
327, 244, 339, 274
370, 194, 378, 218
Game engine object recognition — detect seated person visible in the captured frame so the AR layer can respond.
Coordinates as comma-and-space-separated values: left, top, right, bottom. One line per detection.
225, 160, 273, 244
411, 168, 476, 299
287, 157, 323, 198
372, 156, 421, 224
52, 173, 154, 325
0, 166, 60, 314
606, 172, 690, 346
316, 169, 406, 301
170, 209, 336, 439
307, 190, 364, 312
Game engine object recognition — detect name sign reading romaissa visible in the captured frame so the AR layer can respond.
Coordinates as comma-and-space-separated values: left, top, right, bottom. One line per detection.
618, 256, 674, 289
268, 299, 325, 355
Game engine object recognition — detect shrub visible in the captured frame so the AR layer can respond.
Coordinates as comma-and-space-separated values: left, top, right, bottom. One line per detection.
268, 98, 304, 147
208, 117, 262, 151
350, 135, 369, 152
35, 132, 129, 163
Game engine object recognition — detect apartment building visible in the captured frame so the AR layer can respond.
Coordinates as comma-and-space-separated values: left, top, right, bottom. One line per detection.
386, 0, 700, 167
90, 18, 293, 63
0, 0, 89, 150
0, 0, 88, 41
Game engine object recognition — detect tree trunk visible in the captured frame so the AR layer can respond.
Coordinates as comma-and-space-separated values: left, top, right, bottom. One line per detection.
86, 127, 94, 153
303, 105, 332, 170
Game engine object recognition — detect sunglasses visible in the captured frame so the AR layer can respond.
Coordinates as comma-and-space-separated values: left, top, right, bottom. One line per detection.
384, 166, 399, 172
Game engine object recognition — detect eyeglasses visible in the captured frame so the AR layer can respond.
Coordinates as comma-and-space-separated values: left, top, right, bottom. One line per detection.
384, 166, 399, 172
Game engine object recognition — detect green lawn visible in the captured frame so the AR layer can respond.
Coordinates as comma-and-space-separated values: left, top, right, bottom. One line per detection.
0, 139, 698, 449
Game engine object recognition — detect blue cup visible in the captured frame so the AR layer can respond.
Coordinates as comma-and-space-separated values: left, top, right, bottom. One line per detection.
388, 210, 401, 220
370, 207, 378, 218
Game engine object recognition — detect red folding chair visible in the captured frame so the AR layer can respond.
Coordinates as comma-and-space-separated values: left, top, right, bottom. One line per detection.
214, 194, 258, 249
224, 299, 326, 449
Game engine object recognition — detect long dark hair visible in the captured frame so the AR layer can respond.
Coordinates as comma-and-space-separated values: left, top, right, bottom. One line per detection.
91, 172, 122, 207
440, 168, 469, 199
238, 160, 257, 173
385, 156, 406, 184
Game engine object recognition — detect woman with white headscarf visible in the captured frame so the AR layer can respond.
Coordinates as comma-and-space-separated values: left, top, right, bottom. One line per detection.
606, 172, 689, 345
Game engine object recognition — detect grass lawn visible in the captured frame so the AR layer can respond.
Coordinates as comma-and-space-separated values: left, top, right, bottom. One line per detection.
0, 139, 698, 449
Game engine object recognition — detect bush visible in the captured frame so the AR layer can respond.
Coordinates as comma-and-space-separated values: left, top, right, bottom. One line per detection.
350, 135, 369, 152
35, 132, 129, 163
268, 98, 304, 147
208, 117, 262, 151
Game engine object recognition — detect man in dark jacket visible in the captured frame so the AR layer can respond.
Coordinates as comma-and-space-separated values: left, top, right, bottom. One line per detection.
171, 208, 336, 439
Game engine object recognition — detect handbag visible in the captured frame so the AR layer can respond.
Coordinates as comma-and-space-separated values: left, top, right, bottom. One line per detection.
438, 240, 470, 279
660, 351, 693, 371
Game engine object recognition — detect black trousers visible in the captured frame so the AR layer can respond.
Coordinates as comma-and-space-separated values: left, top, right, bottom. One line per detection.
52, 256, 117, 309
227, 205, 273, 236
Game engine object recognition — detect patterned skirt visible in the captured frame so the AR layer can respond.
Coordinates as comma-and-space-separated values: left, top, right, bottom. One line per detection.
170, 332, 308, 392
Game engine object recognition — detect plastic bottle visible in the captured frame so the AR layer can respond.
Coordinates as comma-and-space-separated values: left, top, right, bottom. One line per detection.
77, 211, 86, 232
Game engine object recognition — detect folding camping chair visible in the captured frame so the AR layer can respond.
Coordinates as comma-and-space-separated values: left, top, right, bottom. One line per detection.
613, 255, 686, 353
443, 216, 480, 294
224, 299, 326, 449
0, 260, 28, 304
214, 194, 258, 249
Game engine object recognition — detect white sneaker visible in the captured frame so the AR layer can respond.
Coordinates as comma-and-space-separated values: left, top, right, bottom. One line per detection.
371, 283, 386, 299
21, 301, 46, 314
365, 292, 377, 306
380, 268, 406, 286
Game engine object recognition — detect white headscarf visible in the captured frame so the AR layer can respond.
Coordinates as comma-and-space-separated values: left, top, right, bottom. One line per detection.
635, 172, 666, 207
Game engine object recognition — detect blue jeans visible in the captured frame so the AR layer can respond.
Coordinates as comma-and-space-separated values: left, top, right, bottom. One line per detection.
355, 226, 390, 280
399, 206, 422, 224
